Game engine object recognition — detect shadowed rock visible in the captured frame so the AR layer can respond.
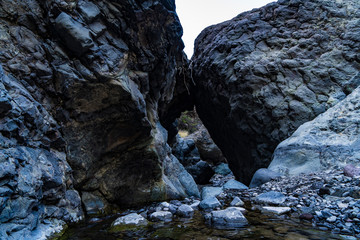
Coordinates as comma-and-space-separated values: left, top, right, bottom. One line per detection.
192, 0, 360, 184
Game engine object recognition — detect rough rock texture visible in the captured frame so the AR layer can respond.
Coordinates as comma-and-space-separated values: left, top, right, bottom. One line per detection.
0, 0, 196, 237
172, 135, 214, 184
186, 125, 226, 165
0, 66, 83, 239
192, 0, 360, 184
269, 86, 360, 175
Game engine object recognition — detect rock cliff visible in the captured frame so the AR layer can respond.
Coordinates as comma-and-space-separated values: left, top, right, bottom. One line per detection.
192, 0, 360, 184
0, 0, 196, 238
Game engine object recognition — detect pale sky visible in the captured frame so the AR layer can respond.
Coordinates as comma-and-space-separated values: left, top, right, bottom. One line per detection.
176, 0, 275, 57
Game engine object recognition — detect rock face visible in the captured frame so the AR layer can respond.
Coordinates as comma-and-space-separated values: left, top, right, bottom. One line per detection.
192, 0, 360, 184
0, 0, 197, 237
0, 66, 83, 239
269, 86, 360, 175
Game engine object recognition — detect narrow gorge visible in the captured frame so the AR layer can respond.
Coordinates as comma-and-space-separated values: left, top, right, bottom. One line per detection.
0, 0, 360, 239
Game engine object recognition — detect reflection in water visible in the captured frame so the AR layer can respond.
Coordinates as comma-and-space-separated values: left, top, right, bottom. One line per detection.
58, 207, 348, 240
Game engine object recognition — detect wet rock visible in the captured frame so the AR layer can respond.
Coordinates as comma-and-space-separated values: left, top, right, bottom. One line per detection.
230, 197, 244, 207
255, 191, 286, 205
261, 206, 291, 215
326, 216, 337, 223
199, 197, 222, 210
201, 187, 223, 200
208, 207, 248, 228
177, 204, 194, 218
112, 213, 148, 226
223, 179, 248, 190
150, 211, 173, 222
250, 168, 283, 188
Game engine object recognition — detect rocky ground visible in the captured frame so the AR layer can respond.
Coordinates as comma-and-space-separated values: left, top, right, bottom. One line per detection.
85, 164, 360, 239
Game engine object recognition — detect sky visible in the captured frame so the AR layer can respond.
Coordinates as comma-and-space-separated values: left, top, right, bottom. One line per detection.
176, 0, 275, 57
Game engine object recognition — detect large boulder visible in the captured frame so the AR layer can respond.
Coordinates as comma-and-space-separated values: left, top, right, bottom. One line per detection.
0, 0, 196, 238
269, 86, 360, 175
192, 0, 360, 184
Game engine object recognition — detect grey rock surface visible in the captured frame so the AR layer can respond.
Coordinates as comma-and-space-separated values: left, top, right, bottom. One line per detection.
149, 211, 173, 222
0, 66, 83, 239
208, 207, 248, 229
223, 179, 248, 190
112, 213, 148, 226
177, 204, 194, 218
250, 168, 283, 188
0, 0, 195, 238
192, 0, 360, 184
269, 86, 360, 175
255, 191, 286, 205
199, 196, 222, 210
201, 187, 223, 200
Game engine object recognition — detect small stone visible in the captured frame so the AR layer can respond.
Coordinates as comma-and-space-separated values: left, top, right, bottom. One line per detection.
261, 206, 291, 215
190, 200, 200, 209
223, 179, 248, 190
199, 196, 222, 210
326, 216, 337, 223
177, 204, 194, 218
344, 164, 360, 178
230, 197, 244, 207
299, 213, 314, 221
318, 187, 331, 196
149, 211, 172, 222
112, 213, 148, 226
210, 207, 248, 228
255, 191, 286, 205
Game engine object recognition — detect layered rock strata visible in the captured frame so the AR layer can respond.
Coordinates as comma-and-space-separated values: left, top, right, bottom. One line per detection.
192, 0, 360, 184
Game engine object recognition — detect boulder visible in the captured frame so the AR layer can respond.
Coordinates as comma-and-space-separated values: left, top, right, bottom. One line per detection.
255, 191, 286, 205
250, 168, 283, 188
208, 207, 248, 229
269, 86, 360, 175
192, 0, 360, 184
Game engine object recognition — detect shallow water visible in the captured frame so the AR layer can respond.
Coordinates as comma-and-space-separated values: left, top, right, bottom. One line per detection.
58, 207, 352, 240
